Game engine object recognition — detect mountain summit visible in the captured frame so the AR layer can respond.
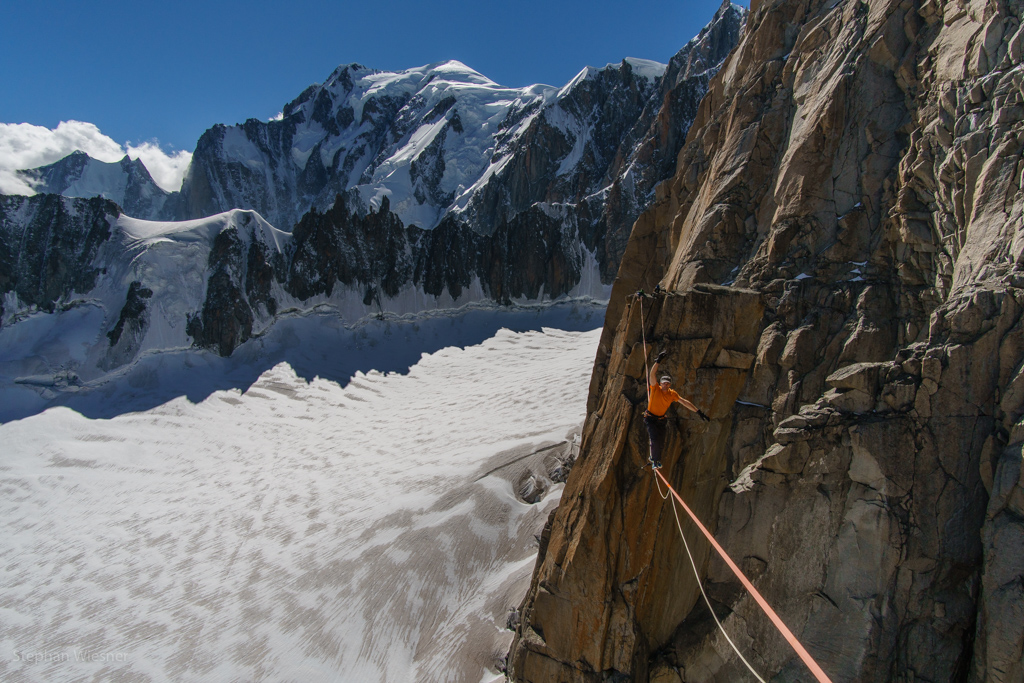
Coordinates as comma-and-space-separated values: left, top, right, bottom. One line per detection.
18, 150, 170, 219
1, 6, 746, 376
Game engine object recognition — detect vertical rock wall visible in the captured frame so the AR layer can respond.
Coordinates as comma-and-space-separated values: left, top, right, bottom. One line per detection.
0, 194, 117, 323
511, 285, 764, 682
509, 0, 1024, 680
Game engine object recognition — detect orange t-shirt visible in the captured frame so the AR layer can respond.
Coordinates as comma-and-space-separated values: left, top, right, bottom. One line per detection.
647, 384, 681, 417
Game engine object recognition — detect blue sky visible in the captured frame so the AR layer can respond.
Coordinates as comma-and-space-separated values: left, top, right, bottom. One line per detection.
1, 0, 735, 154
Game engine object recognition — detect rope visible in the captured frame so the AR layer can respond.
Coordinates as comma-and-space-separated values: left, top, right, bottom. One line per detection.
635, 289, 831, 682
638, 293, 651, 405
656, 470, 767, 682
653, 469, 834, 683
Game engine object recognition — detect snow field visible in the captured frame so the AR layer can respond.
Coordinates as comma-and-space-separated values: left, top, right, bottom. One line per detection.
0, 325, 602, 683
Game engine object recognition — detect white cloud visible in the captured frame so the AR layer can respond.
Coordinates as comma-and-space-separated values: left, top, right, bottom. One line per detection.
0, 121, 192, 195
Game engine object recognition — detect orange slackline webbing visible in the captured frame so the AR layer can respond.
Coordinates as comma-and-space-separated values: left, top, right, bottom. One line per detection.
653, 469, 835, 683
653, 473, 767, 682
640, 293, 764, 681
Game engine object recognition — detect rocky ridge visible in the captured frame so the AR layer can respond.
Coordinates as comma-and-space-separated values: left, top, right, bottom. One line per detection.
18, 151, 170, 220
509, 0, 1024, 681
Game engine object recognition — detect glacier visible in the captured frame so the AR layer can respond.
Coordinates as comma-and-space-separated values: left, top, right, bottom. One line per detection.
0, 321, 602, 682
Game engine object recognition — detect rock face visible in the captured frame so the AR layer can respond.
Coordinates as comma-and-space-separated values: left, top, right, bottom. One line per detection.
0, 194, 117, 324
509, 0, 1024, 680
510, 285, 764, 683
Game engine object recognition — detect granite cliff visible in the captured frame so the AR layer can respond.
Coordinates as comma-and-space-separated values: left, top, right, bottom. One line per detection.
509, 0, 1024, 680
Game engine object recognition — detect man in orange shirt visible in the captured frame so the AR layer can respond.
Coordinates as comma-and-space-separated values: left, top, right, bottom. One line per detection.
645, 351, 709, 469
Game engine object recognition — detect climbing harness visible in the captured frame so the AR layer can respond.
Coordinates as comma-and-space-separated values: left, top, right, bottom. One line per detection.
635, 288, 834, 683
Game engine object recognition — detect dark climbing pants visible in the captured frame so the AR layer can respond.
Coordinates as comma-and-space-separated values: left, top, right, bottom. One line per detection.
644, 412, 667, 465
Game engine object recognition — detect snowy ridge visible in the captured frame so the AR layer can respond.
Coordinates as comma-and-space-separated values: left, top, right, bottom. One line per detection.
120, 209, 286, 248
622, 57, 668, 81
17, 151, 170, 220
0, 200, 610, 421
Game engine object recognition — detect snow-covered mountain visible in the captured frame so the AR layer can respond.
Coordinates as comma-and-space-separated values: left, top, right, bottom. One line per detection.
18, 150, 170, 220
0, 3, 746, 385
178, 0, 745, 279
178, 58, 664, 234
10, 2, 745, 286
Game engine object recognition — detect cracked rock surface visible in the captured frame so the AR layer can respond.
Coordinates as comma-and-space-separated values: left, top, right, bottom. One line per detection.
508, 0, 1024, 680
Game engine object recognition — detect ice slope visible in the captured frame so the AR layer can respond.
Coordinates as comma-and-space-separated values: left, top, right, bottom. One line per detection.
0, 209, 287, 393
0, 324, 602, 683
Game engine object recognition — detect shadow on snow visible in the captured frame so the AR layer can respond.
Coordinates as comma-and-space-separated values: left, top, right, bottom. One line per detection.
0, 301, 606, 423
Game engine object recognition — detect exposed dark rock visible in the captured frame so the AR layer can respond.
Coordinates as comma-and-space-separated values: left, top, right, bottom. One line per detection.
245, 239, 280, 317
0, 194, 117, 321
285, 195, 588, 306
186, 229, 254, 356
107, 280, 153, 346
101, 280, 154, 371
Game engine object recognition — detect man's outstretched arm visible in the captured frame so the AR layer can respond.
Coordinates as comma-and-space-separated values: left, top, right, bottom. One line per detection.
677, 396, 710, 421
677, 396, 698, 413
649, 351, 667, 386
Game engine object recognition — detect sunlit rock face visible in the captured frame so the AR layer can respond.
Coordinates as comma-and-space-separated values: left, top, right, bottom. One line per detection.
509, 0, 1024, 680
